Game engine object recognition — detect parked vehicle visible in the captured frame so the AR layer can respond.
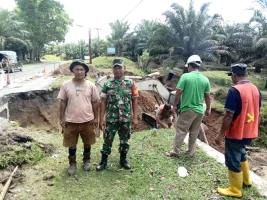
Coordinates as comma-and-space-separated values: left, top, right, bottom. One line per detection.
0, 51, 23, 73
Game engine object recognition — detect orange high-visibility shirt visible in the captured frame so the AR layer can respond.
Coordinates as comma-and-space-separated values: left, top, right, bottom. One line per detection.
225, 83, 260, 140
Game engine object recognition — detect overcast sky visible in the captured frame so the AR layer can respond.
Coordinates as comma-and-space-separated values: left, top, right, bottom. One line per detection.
0, 0, 260, 43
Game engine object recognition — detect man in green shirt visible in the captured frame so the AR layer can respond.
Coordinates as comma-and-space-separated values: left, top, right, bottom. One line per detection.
166, 55, 211, 157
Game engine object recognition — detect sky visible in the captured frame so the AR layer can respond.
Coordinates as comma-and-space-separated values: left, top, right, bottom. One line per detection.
0, 0, 260, 43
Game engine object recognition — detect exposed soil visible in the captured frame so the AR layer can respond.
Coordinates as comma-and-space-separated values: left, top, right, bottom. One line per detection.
52, 63, 103, 77
8, 90, 61, 131
0, 125, 55, 199
0, 66, 267, 199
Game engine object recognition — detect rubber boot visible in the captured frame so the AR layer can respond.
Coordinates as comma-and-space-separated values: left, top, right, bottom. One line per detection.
68, 156, 76, 176
217, 170, 243, 197
83, 153, 91, 171
96, 154, 108, 171
241, 160, 252, 187
120, 153, 131, 169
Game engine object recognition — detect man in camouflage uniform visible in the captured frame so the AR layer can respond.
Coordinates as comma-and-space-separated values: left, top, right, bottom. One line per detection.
96, 59, 138, 171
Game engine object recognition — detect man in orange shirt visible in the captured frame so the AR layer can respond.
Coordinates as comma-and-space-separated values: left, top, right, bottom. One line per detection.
215, 63, 261, 197
58, 60, 100, 175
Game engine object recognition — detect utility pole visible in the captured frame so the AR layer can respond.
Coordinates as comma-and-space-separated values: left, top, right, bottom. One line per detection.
89, 28, 92, 64
94, 28, 102, 43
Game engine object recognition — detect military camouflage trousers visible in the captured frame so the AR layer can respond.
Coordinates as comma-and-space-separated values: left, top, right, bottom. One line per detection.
101, 122, 131, 155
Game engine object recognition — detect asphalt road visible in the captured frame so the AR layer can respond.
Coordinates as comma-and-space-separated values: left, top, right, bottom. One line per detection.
0, 61, 65, 98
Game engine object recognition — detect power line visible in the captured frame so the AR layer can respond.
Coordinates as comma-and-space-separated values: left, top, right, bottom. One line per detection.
120, 0, 145, 22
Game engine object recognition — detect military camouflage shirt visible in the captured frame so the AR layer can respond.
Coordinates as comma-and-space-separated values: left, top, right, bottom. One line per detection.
100, 77, 139, 123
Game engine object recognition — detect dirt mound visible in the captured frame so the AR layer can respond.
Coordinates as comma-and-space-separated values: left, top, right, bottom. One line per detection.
203, 109, 225, 153
51, 63, 102, 77
134, 91, 164, 132
0, 125, 54, 169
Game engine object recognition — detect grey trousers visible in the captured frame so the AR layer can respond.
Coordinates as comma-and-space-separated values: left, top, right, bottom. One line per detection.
171, 110, 203, 156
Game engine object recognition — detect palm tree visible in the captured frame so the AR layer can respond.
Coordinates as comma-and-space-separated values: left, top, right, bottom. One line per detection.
249, 0, 267, 75
214, 23, 256, 66
134, 19, 161, 55
0, 9, 31, 56
108, 20, 130, 56
149, 0, 223, 63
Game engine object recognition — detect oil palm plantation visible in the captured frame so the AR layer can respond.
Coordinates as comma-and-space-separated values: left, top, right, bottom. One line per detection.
215, 23, 256, 66
149, 0, 223, 63
0, 9, 31, 54
107, 20, 130, 56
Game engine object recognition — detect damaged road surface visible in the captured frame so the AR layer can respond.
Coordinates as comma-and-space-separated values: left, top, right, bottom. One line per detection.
0, 63, 267, 199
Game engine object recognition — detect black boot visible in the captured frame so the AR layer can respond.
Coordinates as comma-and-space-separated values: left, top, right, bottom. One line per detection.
120, 153, 131, 169
96, 154, 108, 171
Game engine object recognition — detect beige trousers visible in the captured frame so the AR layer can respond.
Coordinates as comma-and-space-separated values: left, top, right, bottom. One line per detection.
171, 110, 203, 156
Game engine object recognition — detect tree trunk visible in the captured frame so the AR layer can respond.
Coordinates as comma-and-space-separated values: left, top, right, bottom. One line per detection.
254, 65, 261, 73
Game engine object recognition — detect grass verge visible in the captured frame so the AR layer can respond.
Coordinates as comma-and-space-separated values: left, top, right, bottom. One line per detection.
93, 56, 146, 77
16, 128, 264, 200
42, 55, 61, 61
50, 76, 95, 89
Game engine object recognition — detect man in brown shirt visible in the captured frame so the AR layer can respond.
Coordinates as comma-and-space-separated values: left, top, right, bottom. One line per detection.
58, 60, 100, 175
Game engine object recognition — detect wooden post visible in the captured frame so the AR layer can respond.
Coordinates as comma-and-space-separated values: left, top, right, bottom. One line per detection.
0, 166, 18, 200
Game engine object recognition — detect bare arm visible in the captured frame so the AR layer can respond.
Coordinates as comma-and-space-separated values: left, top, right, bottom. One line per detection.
100, 98, 107, 120
172, 89, 183, 112
215, 111, 234, 144
156, 118, 167, 127
204, 93, 211, 116
99, 98, 107, 130
60, 99, 67, 128
220, 111, 234, 135
92, 100, 99, 127
92, 100, 98, 119
172, 111, 177, 123
173, 89, 183, 107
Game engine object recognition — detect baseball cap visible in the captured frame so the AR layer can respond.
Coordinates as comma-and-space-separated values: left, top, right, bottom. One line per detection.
112, 59, 124, 68
226, 63, 247, 76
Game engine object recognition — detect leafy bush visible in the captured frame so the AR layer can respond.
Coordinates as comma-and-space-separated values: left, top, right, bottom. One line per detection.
214, 88, 228, 104
254, 103, 267, 147
0, 142, 45, 168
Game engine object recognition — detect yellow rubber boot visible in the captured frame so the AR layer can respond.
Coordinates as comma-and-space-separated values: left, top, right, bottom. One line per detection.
241, 160, 252, 186
217, 170, 243, 197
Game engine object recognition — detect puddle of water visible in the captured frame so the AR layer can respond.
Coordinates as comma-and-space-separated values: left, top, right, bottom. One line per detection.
263, 166, 267, 181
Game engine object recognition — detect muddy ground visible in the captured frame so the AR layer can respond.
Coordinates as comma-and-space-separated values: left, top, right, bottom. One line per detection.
1, 63, 267, 198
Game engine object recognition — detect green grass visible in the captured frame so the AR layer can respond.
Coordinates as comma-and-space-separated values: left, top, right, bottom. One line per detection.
92, 56, 146, 77
0, 142, 45, 169
16, 129, 264, 200
42, 55, 61, 61
50, 76, 95, 89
